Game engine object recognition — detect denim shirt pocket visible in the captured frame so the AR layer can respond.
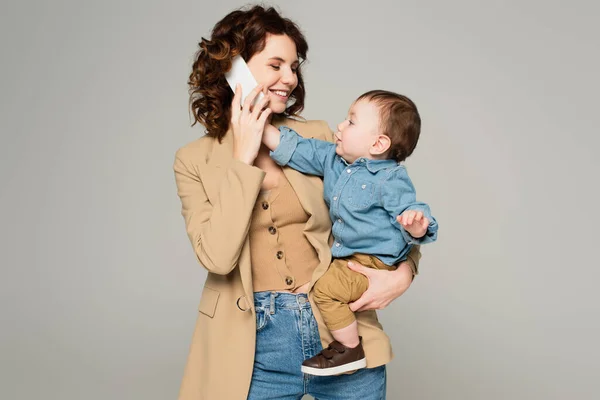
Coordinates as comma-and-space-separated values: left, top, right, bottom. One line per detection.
347, 180, 376, 210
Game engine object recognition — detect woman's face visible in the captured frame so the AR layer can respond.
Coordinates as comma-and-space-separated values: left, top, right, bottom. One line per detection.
247, 34, 299, 114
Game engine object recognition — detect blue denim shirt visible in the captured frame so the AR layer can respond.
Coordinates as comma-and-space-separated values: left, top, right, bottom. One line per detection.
270, 126, 438, 265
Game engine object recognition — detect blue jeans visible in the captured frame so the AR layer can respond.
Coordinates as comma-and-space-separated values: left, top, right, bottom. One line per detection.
247, 291, 387, 400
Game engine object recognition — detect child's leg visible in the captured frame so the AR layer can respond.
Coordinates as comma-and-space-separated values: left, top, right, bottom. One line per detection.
313, 255, 377, 346
313, 254, 393, 346
303, 256, 375, 375
312, 258, 370, 347
329, 320, 360, 348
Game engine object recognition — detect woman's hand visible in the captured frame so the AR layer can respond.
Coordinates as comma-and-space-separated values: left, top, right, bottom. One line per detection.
347, 260, 414, 312
231, 84, 271, 165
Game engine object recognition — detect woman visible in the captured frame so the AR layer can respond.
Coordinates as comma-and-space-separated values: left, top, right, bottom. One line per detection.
174, 5, 421, 399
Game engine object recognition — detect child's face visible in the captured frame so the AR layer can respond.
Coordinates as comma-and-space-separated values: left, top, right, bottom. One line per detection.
335, 99, 381, 163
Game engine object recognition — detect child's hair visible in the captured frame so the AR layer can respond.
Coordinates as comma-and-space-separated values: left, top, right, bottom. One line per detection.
356, 90, 421, 162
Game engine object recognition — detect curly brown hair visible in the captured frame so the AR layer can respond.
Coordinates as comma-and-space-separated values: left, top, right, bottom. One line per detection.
188, 5, 309, 141
356, 90, 422, 162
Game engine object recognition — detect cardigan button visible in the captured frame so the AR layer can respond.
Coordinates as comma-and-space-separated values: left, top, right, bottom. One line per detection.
285, 276, 294, 286
262, 202, 269, 210
276, 251, 284, 259
269, 226, 277, 235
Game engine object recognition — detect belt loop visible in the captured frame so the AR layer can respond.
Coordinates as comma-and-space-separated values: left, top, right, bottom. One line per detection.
298, 294, 307, 307
270, 291, 277, 315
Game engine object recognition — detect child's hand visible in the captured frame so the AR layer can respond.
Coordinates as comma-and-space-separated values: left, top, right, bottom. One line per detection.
262, 123, 281, 150
264, 123, 279, 137
397, 210, 429, 238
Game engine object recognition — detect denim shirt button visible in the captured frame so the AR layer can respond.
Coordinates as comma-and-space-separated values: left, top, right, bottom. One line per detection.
333, 196, 338, 201
335, 242, 340, 247
346, 169, 351, 173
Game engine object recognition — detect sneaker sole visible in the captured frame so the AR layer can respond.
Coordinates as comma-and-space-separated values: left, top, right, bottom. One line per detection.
301, 358, 367, 376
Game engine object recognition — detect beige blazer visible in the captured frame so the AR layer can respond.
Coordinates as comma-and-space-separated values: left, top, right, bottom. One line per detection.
173, 116, 421, 400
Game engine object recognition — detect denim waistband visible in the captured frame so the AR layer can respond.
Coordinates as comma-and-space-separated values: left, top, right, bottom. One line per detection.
254, 291, 310, 311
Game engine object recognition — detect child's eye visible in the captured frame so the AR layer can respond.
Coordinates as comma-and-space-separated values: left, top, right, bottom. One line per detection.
347, 119, 354, 125
291, 68, 298, 74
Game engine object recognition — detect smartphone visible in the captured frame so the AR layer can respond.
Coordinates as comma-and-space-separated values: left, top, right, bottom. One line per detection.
225, 55, 264, 106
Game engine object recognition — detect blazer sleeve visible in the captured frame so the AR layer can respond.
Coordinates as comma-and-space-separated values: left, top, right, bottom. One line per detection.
404, 245, 422, 276
173, 147, 265, 275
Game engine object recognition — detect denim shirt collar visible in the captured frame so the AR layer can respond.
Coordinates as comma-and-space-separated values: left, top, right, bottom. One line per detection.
338, 156, 399, 173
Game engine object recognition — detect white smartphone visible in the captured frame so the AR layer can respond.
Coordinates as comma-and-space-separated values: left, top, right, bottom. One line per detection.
225, 55, 264, 106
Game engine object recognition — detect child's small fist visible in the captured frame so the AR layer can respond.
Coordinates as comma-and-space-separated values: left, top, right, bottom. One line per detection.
397, 210, 429, 238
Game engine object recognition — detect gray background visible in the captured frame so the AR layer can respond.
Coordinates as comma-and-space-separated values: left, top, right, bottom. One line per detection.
1, 0, 598, 399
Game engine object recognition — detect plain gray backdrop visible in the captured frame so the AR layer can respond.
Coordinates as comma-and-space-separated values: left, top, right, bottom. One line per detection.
1, 0, 599, 399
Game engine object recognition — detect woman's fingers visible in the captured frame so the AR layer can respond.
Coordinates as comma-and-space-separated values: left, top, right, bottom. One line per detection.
231, 84, 242, 122
251, 93, 271, 121
257, 107, 272, 126
242, 84, 264, 116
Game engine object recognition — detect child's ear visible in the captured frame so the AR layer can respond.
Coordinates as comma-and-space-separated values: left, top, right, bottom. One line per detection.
370, 135, 391, 156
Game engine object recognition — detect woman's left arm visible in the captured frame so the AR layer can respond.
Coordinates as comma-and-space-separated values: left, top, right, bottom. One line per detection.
348, 245, 421, 312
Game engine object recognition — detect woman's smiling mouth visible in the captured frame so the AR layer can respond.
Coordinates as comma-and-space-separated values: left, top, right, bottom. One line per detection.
269, 89, 289, 99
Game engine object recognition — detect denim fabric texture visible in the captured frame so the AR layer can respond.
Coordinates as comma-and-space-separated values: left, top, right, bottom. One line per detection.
270, 126, 438, 265
247, 291, 387, 399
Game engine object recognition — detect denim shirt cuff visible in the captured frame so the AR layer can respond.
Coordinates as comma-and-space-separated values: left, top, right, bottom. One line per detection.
269, 126, 299, 166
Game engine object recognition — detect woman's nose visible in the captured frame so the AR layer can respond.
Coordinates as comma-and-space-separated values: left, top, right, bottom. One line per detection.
281, 67, 297, 85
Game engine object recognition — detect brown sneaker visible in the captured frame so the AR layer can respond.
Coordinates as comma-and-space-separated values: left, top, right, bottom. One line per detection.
301, 337, 367, 376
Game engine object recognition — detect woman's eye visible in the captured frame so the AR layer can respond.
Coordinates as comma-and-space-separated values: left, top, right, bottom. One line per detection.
270, 65, 280, 70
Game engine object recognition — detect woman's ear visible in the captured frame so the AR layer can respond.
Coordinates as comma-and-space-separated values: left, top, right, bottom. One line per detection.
370, 135, 391, 156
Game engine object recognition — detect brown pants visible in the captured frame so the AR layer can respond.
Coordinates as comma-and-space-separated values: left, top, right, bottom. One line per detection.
312, 253, 396, 331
